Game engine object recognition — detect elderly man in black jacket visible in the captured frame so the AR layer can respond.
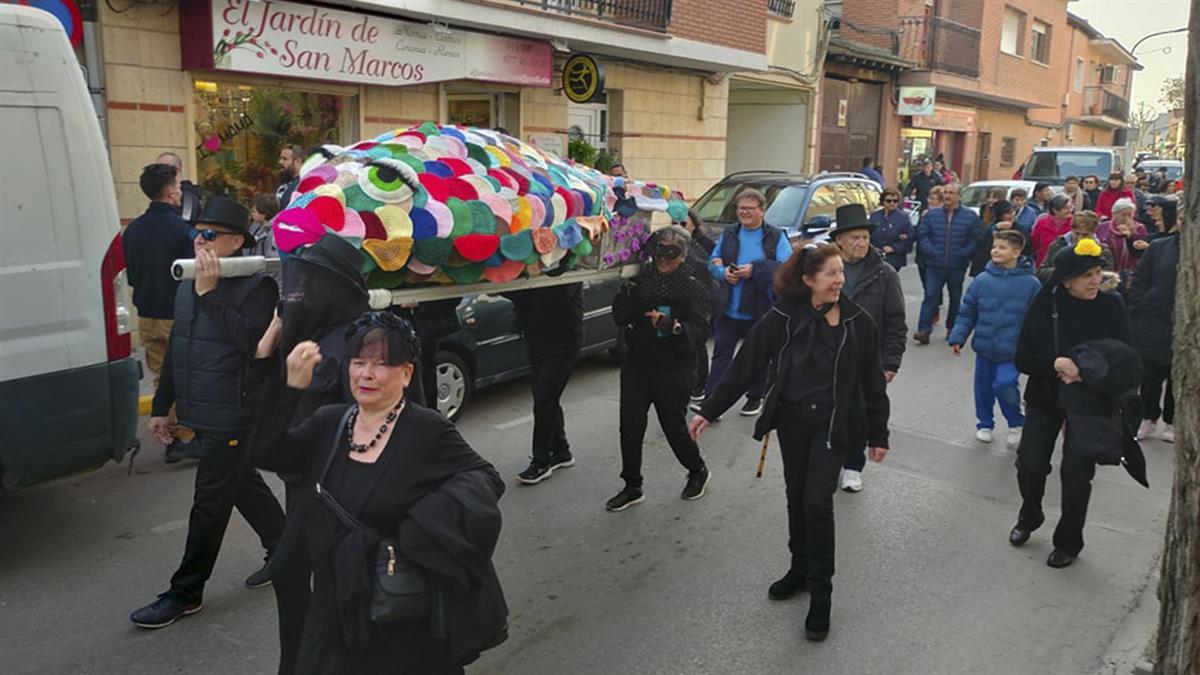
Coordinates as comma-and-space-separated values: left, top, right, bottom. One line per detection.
132, 197, 286, 630
829, 204, 906, 492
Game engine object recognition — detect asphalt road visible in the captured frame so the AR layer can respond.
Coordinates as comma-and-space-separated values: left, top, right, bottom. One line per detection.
0, 267, 1173, 675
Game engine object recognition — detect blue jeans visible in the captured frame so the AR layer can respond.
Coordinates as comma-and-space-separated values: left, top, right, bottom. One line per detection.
974, 355, 1024, 429
705, 313, 766, 399
918, 266, 966, 334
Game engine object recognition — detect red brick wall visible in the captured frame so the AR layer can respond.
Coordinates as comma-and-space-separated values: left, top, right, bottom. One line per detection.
669, 0, 767, 54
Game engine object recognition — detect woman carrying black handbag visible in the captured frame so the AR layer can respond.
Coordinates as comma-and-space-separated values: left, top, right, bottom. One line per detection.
1009, 239, 1133, 569
252, 312, 508, 675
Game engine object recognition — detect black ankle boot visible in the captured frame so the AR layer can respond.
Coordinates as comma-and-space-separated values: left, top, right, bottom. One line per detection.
805, 597, 831, 641
768, 570, 807, 600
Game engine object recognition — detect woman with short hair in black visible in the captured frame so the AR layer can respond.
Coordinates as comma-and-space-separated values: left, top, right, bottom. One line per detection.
689, 243, 891, 641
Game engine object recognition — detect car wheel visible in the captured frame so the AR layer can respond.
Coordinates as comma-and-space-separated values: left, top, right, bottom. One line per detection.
435, 351, 471, 422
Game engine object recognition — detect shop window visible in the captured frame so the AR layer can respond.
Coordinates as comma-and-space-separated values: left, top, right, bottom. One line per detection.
1000, 137, 1017, 167
447, 95, 495, 128
192, 81, 357, 204
1001, 7, 1024, 56
1030, 20, 1051, 64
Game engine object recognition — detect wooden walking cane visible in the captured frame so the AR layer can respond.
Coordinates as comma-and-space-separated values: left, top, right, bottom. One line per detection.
756, 432, 770, 478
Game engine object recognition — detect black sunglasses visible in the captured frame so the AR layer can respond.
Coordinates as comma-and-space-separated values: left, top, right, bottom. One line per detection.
883, 198, 899, 203
191, 227, 238, 241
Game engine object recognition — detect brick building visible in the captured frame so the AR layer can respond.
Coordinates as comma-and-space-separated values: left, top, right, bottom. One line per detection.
90, 0, 774, 221
819, 0, 1138, 186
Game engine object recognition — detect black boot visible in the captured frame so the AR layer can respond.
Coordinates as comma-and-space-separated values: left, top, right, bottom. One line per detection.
768, 570, 807, 600
805, 596, 831, 641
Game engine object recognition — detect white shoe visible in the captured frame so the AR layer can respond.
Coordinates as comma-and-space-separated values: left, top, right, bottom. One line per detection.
1161, 424, 1175, 443
1007, 427, 1022, 448
1136, 419, 1157, 441
975, 428, 994, 443
840, 469, 863, 493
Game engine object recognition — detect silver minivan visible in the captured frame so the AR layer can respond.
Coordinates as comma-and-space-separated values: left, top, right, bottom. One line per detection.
1014, 146, 1125, 186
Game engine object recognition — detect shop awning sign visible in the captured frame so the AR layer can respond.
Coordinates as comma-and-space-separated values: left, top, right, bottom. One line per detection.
898, 86, 935, 116
910, 106, 977, 133
182, 0, 553, 88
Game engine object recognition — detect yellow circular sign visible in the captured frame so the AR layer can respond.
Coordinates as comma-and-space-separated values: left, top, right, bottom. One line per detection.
562, 54, 604, 104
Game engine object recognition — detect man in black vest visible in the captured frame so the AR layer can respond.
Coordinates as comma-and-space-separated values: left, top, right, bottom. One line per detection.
132, 197, 286, 629
697, 189, 793, 416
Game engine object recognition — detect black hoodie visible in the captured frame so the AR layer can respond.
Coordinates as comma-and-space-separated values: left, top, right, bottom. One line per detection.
699, 296, 890, 449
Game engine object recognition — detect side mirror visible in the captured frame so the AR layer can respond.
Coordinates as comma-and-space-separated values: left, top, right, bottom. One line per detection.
802, 215, 831, 235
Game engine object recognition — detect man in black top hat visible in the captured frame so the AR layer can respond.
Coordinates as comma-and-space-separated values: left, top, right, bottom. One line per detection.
132, 196, 286, 630
828, 204, 906, 493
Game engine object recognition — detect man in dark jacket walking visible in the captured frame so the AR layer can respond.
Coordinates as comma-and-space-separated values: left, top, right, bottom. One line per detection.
123, 163, 195, 458
830, 204, 906, 492
914, 183, 980, 343
132, 197, 286, 630
510, 283, 584, 484
701, 189, 794, 416
905, 159, 943, 210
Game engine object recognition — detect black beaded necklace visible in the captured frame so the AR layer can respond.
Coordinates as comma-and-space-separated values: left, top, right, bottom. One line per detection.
346, 398, 404, 454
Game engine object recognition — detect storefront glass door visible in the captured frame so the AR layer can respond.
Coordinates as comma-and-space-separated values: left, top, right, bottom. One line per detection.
192, 80, 358, 204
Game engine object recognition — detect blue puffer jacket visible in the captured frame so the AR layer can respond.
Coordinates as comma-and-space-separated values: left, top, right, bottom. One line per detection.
917, 206, 982, 271
948, 259, 1041, 362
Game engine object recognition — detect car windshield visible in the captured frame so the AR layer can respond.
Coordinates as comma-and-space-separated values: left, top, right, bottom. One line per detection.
763, 185, 808, 229
1022, 151, 1112, 181
959, 186, 996, 207
1144, 164, 1184, 180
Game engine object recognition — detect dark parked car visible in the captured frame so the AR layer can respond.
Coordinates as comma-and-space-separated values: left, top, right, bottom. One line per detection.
433, 275, 624, 420
691, 170, 883, 243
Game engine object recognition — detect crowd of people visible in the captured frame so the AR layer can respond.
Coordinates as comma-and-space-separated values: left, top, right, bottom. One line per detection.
115, 148, 1181, 670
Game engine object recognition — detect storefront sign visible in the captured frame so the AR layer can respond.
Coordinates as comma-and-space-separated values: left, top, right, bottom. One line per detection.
898, 86, 936, 116
911, 106, 976, 133
181, 0, 553, 88
562, 53, 604, 104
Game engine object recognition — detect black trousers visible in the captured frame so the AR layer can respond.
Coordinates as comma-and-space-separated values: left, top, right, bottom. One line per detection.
167, 431, 286, 604
1140, 361, 1175, 425
529, 350, 579, 465
1014, 407, 1096, 555
270, 482, 311, 675
775, 403, 845, 600
619, 364, 705, 487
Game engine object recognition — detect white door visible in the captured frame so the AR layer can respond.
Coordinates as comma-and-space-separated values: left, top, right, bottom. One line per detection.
567, 102, 606, 149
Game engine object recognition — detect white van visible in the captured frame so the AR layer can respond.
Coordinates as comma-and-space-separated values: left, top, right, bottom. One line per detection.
0, 5, 139, 488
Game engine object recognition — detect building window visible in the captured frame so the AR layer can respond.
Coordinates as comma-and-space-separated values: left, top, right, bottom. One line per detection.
1030, 20, 1051, 64
768, 0, 796, 19
1100, 65, 1118, 84
1074, 58, 1085, 92
1001, 7, 1024, 56
1000, 137, 1017, 167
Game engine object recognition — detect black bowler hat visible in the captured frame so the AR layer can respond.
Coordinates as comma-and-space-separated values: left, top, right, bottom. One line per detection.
828, 203, 875, 237
195, 196, 253, 246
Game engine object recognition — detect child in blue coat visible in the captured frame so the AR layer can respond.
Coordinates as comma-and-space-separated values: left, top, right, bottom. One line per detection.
948, 229, 1042, 447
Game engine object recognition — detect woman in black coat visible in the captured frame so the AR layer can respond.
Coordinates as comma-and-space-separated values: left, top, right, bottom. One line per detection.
1010, 239, 1131, 569
1128, 224, 1180, 443
689, 243, 891, 642
252, 312, 507, 675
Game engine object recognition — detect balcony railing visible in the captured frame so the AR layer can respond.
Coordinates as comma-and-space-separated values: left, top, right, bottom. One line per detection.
512, 0, 673, 32
898, 16, 981, 78
768, 0, 795, 18
1084, 85, 1130, 121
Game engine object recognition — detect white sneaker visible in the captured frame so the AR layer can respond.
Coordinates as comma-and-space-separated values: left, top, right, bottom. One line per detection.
1007, 427, 1022, 448
840, 469, 863, 493
1161, 424, 1175, 443
1136, 419, 1157, 441
975, 428, 994, 443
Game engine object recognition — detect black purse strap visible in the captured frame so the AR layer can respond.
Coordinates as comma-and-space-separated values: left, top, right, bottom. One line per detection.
316, 406, 369, 533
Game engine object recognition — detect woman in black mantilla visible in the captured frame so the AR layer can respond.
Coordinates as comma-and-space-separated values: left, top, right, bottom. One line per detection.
1009, 238, 1133, 569
252, 312, 507, 674
689, 243, 891, 641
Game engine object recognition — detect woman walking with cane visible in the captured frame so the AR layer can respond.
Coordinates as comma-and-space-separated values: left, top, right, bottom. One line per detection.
688, 243, 890, 641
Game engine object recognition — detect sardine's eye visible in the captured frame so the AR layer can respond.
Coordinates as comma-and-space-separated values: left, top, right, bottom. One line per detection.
359, 158, 420, 203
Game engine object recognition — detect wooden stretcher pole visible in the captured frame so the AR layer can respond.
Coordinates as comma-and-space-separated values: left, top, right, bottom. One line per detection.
756, 432, 770, 478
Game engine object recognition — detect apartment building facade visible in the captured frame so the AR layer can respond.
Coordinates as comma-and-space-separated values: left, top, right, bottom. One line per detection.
819, 0, 1138, 185
84, 0, 779, 220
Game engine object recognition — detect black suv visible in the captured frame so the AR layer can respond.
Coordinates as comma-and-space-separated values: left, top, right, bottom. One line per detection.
691, 170, 884, 242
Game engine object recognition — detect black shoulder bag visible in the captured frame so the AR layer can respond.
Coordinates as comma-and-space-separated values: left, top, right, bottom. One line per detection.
1052, 291, 1124, 465
315, 406, 431, 623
